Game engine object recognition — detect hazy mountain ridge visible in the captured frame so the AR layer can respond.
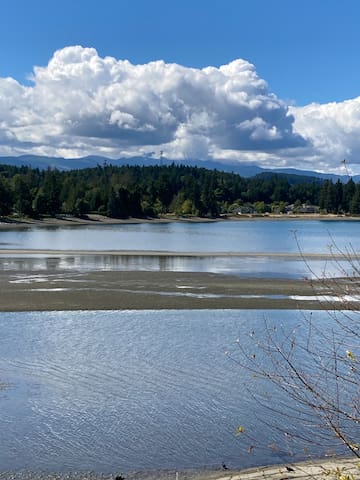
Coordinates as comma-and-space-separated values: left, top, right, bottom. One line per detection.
0, 154, 356, 182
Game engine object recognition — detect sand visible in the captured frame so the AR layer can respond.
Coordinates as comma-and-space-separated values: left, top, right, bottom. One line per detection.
194, 457, 360, 480
0, 457, 359, 479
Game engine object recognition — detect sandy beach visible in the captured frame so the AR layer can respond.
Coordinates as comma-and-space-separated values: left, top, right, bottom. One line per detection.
0, 457, 358, 479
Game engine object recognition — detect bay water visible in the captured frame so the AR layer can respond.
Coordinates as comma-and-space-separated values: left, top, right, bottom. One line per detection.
0, 309, 337, 473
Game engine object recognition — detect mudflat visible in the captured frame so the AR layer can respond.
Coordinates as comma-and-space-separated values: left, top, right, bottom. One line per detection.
0, 269, 355, 311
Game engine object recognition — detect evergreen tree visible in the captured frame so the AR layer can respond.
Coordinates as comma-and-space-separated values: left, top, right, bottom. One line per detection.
350, 184, 360, 214
343, 178, 356, 212
42, 169, 61, 216
0, 176, 12, 215
1, 161, 358, 219
13, 174, 34, 216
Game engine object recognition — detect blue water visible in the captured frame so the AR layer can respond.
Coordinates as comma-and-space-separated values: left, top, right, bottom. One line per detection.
0, 309, 351, 473
1, 219, 360, 253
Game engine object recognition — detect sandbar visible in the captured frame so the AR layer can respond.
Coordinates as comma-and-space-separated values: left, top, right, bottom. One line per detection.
1, 269, 357, 311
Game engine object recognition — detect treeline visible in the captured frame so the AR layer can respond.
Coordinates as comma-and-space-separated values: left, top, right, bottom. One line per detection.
0, 163, 358, 218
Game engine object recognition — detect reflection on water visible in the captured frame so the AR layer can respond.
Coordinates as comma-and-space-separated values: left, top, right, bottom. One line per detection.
0, 309, 340, 472
0, 253, 354, 279
0, 220, 359, 279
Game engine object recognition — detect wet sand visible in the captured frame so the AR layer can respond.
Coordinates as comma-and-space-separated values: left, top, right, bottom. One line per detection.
0, 269, 356, 311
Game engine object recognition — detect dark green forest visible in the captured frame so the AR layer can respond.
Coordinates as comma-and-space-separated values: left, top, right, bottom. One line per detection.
0, 163, 359, 218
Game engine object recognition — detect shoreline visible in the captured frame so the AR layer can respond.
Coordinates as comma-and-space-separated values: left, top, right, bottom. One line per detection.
1, 457, 358, 480
1, 212, 360, 230
0, 249, 358, 260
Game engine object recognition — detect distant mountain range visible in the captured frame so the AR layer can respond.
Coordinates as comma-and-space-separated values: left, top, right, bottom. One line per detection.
0, 154, 356, 183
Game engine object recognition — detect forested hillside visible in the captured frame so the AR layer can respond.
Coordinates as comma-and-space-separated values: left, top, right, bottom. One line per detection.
0, 163, 358, 218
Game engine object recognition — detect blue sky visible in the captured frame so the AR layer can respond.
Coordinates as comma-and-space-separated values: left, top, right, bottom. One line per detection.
1, 0, 360, 172
2, 0, 360, 105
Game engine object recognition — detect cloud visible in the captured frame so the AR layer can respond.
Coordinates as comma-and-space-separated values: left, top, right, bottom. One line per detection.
291, 99, 360, 173
0, 46, 308, 165
1, 45, 360, 173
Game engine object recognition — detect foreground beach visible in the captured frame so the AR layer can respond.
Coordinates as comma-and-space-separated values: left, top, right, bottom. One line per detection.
1, 458, 358, 479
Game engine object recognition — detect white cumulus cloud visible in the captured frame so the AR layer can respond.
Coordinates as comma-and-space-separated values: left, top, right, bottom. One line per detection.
0, 46, 306, 164
291, 98, 360, 173
1, 45, 360, 173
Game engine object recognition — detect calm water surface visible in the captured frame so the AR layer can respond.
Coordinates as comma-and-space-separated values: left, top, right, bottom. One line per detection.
0, 309, 343, 473
1, 220, 360, 253
0, 253, 353, 279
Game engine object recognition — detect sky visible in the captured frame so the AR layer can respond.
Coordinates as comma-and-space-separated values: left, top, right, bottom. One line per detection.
1, 0, 360, 174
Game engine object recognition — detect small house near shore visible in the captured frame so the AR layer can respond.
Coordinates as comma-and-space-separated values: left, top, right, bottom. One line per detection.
285, 204, 320, 214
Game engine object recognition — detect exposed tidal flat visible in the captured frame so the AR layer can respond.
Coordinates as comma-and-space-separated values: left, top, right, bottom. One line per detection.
1, 269, 359, 311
